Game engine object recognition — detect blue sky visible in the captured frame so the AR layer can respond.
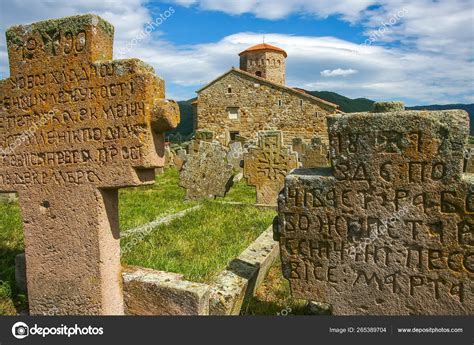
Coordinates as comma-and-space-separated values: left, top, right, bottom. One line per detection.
0, 0, 473, 105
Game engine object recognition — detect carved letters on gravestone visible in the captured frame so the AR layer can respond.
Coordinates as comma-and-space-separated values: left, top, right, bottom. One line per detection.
0, 15, 179, 315
244, 131, 298, 205
275, 110, 473, 315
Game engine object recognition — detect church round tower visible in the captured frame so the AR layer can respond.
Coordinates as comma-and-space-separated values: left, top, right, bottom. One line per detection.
239, 43, 287, 85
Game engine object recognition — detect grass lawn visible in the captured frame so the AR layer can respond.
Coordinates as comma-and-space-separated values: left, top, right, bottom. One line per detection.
122, 200, 275, 283
0, 167, 275, 315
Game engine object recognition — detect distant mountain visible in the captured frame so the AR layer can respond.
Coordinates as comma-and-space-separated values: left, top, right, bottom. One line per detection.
166, 98, 196, 141
167, 93, 473, 140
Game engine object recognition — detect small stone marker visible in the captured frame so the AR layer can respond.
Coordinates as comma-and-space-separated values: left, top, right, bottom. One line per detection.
227, 141, 244, 172
179, 141, 233, 200
0, 15, 179, 315
164, 143, 174, 169
301, 137, 330, 168
465, 145, 474, 174
173, 148, 187, 171
291, 137, 305, 159
244, 131, 298, 205
275, 110, 473, 315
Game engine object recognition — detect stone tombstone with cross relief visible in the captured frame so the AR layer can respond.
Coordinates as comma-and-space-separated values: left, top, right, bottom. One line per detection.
275, 110, 473, 315
244, 131, 298, 205
0, 15, 179, 315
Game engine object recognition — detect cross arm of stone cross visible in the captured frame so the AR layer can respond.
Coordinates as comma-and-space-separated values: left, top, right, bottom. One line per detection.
0, 14, 180, 315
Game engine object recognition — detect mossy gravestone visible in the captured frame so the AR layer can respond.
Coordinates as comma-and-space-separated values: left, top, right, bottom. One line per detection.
0, 15, 179, 315
275, 110, 473, 315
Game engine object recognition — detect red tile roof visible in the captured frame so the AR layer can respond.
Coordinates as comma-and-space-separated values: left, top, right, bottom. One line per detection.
239, 43, 288, 58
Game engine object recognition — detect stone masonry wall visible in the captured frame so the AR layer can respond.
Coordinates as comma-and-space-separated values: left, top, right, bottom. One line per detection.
239, 51, 286, 85
197, 72, 336, 146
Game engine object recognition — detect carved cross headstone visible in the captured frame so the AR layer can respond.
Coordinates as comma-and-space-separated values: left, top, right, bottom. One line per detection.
0, 15, 179, 315
179, 141, 233, 200
275, 110, 473, 315
244, 131, 298, 205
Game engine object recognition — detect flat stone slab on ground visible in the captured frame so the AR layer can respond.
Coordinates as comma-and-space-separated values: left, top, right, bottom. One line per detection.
276, 110, 473, 315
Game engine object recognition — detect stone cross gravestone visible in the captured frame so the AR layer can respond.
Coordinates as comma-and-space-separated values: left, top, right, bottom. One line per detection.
179, 141, 234, 200
301, 137, 330, 168
227, 141, 244, 172
0, 15, 179, 315
244, 131, 298, 205
275, 110, 473, 315
173, 148, 187, 171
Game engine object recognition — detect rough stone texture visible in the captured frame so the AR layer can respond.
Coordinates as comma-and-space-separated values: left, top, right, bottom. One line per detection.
276, 110, 473, 315
465, 144, 474, 174
210, 225, 279, 315
227, 141, 244, 172
291, 137, 305, 161
373, 101, 405, 113
196, 68, 337, 146
244, 131, 298, 205
123, 266, 210, 316
173, 148, 187, 171
0, 15, 178, 315
15, 253, 27, 293
179, 140, 234, 200
301, 137, 330, 168
209, 269, 249, 316
163, 143, 174, 169
239, 49, 286, 85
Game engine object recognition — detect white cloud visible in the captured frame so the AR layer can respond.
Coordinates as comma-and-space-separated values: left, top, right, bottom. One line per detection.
0, 0, 472, 106
321, 68, 358, 77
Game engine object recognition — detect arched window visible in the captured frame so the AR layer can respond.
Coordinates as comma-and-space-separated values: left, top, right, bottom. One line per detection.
277, 60, 281, 65
266, 59, 270, 65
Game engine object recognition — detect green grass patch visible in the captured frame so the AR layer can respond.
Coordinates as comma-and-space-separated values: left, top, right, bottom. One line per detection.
0, 202, 27, 315
0, 167, 270, 314
119, 168, 197, 230
122, 200, 275, 283
220, 178, 257, 204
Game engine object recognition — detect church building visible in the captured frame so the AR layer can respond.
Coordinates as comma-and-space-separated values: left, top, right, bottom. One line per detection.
195, 43, 339, 145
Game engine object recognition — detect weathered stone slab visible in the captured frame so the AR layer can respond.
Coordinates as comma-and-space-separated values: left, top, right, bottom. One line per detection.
210, 225, 279, 315
123, 266, 210, 315
179, 141, 234, 200
163, 142, 174, 169
465, 144, 474, 174
301, 137, 330, 168
244, 131, 298, 205
291, 137, 305, 159
0, 15, 179, 315
276, 110, 473, 315
173, 148, 187, 171
227, 141, 244, 172
15, 253, 27, 293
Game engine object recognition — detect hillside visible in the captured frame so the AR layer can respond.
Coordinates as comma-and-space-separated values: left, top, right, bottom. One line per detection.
167, 93, 473, 139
